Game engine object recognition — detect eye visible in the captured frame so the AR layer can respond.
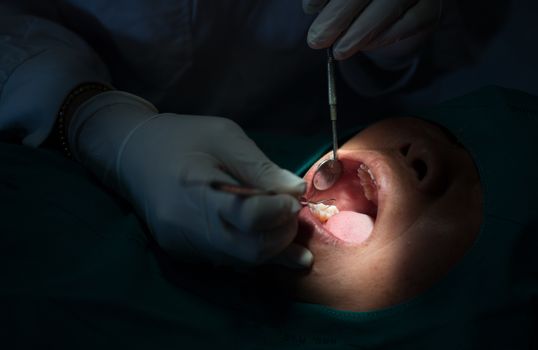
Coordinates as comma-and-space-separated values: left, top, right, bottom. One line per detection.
412, 159, 427, 181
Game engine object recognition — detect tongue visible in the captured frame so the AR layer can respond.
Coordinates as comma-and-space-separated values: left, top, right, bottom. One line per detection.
323, 211, 374, 244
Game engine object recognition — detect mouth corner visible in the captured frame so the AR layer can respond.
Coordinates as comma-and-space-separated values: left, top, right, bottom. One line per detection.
296, 207, 320, 246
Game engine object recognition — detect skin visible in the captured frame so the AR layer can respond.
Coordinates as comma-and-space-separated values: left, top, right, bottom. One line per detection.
264, 117, 483, 312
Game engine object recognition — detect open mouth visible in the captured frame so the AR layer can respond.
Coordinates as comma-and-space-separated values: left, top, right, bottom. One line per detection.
298, 156, 381, 246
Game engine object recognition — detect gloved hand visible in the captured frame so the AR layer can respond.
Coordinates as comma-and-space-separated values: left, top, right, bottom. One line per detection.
68, 91, 313, 268
303, 0, 442, 60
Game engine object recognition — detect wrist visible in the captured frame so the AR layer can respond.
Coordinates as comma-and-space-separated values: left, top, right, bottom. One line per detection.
43, 82, 113, 158
65, 90, 158, 191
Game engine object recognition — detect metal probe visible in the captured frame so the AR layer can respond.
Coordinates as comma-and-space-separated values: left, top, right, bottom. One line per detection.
210, 181, 335, 206
327, 47, 339, 161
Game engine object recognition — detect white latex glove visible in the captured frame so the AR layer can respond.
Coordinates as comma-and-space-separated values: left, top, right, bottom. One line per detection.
69, 91, 313, 268
303, 0, 442, 60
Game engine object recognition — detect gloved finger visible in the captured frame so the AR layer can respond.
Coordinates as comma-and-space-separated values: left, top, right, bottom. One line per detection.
307, 0, 371, 49
333, 0, 419, 60
267, 243, 314, 269
360, 0, 441, 51
207, 202, 300, 263
302, 0, 329, 15
144, 153, 242, 262
212, 120, 305, 195
172, 154, 291, 263
217, 193, 302, 233
251, 166, 306, 195
177, 152, 239, 187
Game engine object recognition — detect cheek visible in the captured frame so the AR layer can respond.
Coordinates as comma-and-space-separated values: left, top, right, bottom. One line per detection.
335, 245, 426, 309
350, 237, 442, 307
379, 213, 473, 293
375, 181, 427, 243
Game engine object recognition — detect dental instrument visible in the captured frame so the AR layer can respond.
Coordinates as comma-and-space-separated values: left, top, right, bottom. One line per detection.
210, 181, 335, 206
312, 47, 343, 191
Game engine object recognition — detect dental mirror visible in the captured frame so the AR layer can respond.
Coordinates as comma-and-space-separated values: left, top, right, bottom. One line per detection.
312, 47, 343, 191
312, 157, 343, 191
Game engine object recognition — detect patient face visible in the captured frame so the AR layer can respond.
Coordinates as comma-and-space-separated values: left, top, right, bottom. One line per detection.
268, 117, 483, 312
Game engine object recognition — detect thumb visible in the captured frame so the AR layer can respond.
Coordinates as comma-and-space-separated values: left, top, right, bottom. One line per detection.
254, 166, 306, 195
215, 123, 306, 195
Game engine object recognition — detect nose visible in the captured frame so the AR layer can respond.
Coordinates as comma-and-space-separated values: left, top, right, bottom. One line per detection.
398, 140, 449, 195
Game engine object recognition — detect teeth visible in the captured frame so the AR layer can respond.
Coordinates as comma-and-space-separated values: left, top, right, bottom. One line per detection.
308, 203, 339, 223
357, 164, 378, 204
367, 169, 376, 184
358, 163, 376, 184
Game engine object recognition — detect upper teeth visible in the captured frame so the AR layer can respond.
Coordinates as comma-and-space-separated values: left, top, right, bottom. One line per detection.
357, 163, 378, 203
358, 163, 376, 184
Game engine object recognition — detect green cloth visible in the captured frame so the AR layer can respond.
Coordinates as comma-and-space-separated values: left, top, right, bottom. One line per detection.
1, 86, 536, 349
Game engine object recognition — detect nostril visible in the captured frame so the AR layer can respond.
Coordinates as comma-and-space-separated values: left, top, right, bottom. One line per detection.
399, 143, 411, 156
411, 159, 427, 181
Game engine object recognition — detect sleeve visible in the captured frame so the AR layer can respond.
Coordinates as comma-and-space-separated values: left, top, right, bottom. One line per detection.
0, 4, 111, 147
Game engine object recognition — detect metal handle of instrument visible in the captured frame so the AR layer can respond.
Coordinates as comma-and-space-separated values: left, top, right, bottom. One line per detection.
327, 48, 338, 161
